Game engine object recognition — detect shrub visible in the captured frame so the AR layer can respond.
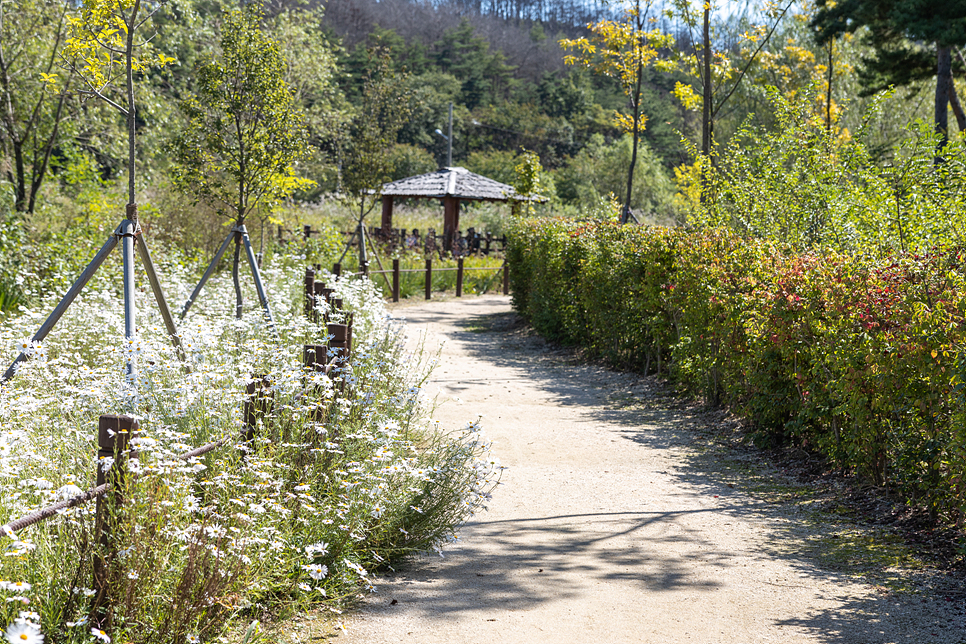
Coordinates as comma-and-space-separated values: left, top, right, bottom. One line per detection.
507, 217, 966, 522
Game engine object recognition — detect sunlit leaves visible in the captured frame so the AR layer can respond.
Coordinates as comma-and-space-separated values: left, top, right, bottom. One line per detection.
63, 0, 174, 104
170, 2, 311, 223
559, 3, 673, 132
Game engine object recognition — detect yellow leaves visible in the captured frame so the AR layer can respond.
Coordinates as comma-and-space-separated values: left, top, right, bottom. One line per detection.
559, 15, 665, 96
273, 168, 316, 195
785, 45, 816, 65
673, 82, 702, 111
64, 0, 174, 102
613, 111, 647, 133
39, 73, 59, 87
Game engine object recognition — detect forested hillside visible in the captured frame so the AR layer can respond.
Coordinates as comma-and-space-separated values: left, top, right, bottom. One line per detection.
0, 0, 955, 303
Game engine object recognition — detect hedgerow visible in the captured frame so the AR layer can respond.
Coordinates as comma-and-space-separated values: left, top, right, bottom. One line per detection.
507, 218, 966, 522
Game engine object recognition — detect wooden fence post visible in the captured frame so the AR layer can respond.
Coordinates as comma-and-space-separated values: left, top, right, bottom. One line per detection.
456, 257, 464, 298
92, 414, 138, 630
304, 268, 315, 318
327, 323, 350, 368
313, 283, 333, 323
243, 376, 272, 454
333, 262, 341, 277
278, 225, 284, 242
503, 261, 509, 295
303, 225, 311, 240
392, 259, 400, 303
425, 259, 432, 300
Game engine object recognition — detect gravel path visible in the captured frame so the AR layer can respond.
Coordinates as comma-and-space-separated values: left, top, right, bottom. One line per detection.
334, 295, 964, 644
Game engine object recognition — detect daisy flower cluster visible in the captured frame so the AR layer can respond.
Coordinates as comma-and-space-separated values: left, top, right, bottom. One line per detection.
0, 248, 502, 644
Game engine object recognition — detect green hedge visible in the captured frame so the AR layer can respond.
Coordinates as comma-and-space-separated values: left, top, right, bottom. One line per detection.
507, 218, 966, 521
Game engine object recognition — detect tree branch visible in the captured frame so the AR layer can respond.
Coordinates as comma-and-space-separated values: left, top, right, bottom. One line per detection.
712, 0, 794, 120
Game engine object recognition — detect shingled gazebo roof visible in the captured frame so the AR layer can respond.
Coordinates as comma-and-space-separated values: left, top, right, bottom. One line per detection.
380, 166, 527, 202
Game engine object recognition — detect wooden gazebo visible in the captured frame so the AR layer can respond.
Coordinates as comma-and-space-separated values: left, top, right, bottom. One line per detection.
379, 166, 534, 250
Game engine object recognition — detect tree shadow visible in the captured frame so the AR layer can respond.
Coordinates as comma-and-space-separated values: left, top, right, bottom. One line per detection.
374, 301, 966, 642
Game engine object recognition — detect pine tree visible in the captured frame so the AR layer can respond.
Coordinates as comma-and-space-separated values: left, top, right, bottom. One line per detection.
812, 0, 966, 145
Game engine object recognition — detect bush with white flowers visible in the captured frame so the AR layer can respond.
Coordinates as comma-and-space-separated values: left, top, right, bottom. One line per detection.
0, 249, 501, 644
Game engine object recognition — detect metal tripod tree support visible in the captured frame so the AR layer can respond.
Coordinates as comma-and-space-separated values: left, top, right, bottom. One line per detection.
178, 222, 277, 335
334, 203, 393, 293
1, 204, 185, 383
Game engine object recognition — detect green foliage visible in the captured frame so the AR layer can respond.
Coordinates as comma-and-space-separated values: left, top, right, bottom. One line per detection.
511, 149, 551, 216
386, 143, 437, 181
464, 150, 519, 186
0, 0, 76, 213
507, 217, 966, 523
685, 89, 966, 253
0, 211, 25, 312
433, 19, 515, 109
555, 133, 677, 222
171, 2, 312, 223
467, 101, 577, 168
811, 0, 966, 93
338, 48, 414, 212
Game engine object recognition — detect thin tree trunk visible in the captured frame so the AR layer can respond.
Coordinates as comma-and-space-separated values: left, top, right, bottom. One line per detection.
126, 0, 141, 211
826, 39, 834, 133
700, 6, 712, 205
936, 44, 952, 159
12, 142, 25, 212
28, 74, 72, 213
701, 6, 712, 158
624, 53, 643, 224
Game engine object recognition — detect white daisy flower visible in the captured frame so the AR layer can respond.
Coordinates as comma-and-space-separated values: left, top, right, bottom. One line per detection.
4, 621, 43, 644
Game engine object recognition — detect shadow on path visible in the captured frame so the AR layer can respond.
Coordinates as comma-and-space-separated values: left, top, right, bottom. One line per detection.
379, 299, 966, 643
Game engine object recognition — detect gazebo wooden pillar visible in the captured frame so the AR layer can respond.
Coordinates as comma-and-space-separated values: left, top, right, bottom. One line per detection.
377, 167, 540, 256
381, 195, 394, 234
443, 196, 459, 252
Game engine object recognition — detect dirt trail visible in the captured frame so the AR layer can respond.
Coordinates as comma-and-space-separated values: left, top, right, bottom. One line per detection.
335, 295, 962, 644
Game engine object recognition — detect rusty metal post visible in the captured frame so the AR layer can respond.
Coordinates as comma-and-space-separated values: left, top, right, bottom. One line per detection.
314, 284, 334, 323
392, 259, 400, 303
304, 345, 326, 372
503, 261, 509, 295
92, 414, 138, 630
456, 257, 464, 297
425, 258, 432, 300
304, 268, 315, 318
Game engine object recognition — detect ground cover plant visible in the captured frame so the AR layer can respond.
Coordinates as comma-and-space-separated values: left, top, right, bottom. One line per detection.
0, 246, 501, 643
507, 218, 966, 527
